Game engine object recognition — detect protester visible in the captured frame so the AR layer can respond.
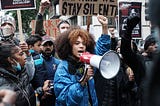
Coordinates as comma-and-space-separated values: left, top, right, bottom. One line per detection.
53, 14, 111, 105
0, 42, 36, 106
94, 25, 139, 106
145, 0, 160, 105
0, 13, 38, 83
35, 0, 70, 36
53, 26, 98, 106
41, 35, 60, 80
26, 35, 42, 56
113, 39, 139, 106
120, 15, 158, 106
0, 89, 16, 106
26, 34, 60, 106
35, 0, 70, 59
141, 35, 158, 57
40, 35, 61, 106
0, 15, 20, 45
56, 20, 70, 33
26, 35, 48, 92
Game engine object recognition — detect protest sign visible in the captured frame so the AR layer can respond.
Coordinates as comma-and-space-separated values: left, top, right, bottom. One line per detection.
1, 0, 36, 10
119, 2, 142, 38
31, 19, 60, 40
59, 0, 117, 17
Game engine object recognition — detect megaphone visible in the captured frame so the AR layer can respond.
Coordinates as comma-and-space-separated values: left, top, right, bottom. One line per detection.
80, 50, 120, 79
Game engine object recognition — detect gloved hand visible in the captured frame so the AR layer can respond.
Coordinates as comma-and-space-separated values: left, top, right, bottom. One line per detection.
122, 15, 140, 40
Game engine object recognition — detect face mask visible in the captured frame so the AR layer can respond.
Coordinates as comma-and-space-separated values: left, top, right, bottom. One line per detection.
12, 60, 22, 72
1, 24, 14, 37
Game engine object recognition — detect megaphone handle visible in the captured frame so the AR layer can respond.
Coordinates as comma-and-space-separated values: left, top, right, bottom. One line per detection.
85, 64, 93, 80
79, 64, 93, 83
79, 66, 87, 83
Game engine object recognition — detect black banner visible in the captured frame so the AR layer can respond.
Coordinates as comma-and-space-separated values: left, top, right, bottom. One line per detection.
1, 0, 36, 10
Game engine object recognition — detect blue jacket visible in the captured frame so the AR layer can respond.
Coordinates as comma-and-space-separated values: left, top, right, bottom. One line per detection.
54, 61, 98, 106
29, 49, 48, 89
54, 34, 111, 106
41, 55, 61, 106
42, 56, 61, 80
95, 34, 111, 55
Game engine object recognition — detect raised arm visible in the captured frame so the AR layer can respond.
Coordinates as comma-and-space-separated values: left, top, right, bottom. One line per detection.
95, 15, 111, 55
35, 0, 51, 36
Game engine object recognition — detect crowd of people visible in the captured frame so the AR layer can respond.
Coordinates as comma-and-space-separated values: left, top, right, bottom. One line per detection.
0, 0, 160, 106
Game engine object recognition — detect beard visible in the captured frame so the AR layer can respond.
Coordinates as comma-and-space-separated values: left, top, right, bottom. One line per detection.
42, 49, 55, 58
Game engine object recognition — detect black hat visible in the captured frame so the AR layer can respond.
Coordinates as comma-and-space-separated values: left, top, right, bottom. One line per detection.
144, 35, 156, 50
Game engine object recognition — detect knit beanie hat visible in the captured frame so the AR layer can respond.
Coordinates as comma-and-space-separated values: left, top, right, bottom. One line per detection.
144, 35, 156, 50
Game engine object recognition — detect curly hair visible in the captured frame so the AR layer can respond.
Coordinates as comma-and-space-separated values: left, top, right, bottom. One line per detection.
55, 26, 95, 60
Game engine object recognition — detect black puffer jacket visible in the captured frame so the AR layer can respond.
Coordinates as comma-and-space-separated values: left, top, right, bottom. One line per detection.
94, 63, 138, 106
0, 67, 36, 106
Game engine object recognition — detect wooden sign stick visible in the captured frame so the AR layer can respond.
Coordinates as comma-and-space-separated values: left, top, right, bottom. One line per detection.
87, 16, 91, 32
17, 10, 24, 41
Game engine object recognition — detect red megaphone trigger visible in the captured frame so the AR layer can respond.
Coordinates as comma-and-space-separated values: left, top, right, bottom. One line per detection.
79, 52, 94, 64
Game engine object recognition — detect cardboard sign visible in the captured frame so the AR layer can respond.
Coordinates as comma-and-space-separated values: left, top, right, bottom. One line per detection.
119, 2, 142, 38
59, 0, 117, 17
31, 19, 60, 40
1, 0, 36, 10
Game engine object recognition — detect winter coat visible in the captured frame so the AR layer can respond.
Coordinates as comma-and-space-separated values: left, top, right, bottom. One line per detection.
94, 37, 138, 106
94, 63, 138, 106
40, 55, 61, 106
30, 50, 48, 90
42, 56, 61, 80
54, 60, 98, 106
0, 67, 36, 106
54, 33, 111, 106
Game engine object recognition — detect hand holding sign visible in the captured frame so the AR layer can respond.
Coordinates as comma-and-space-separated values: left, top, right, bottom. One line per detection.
19, 41, 30, 56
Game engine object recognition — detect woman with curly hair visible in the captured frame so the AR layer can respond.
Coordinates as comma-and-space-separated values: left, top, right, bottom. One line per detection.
53, 15, 111, 106
54, 26, 97, 106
